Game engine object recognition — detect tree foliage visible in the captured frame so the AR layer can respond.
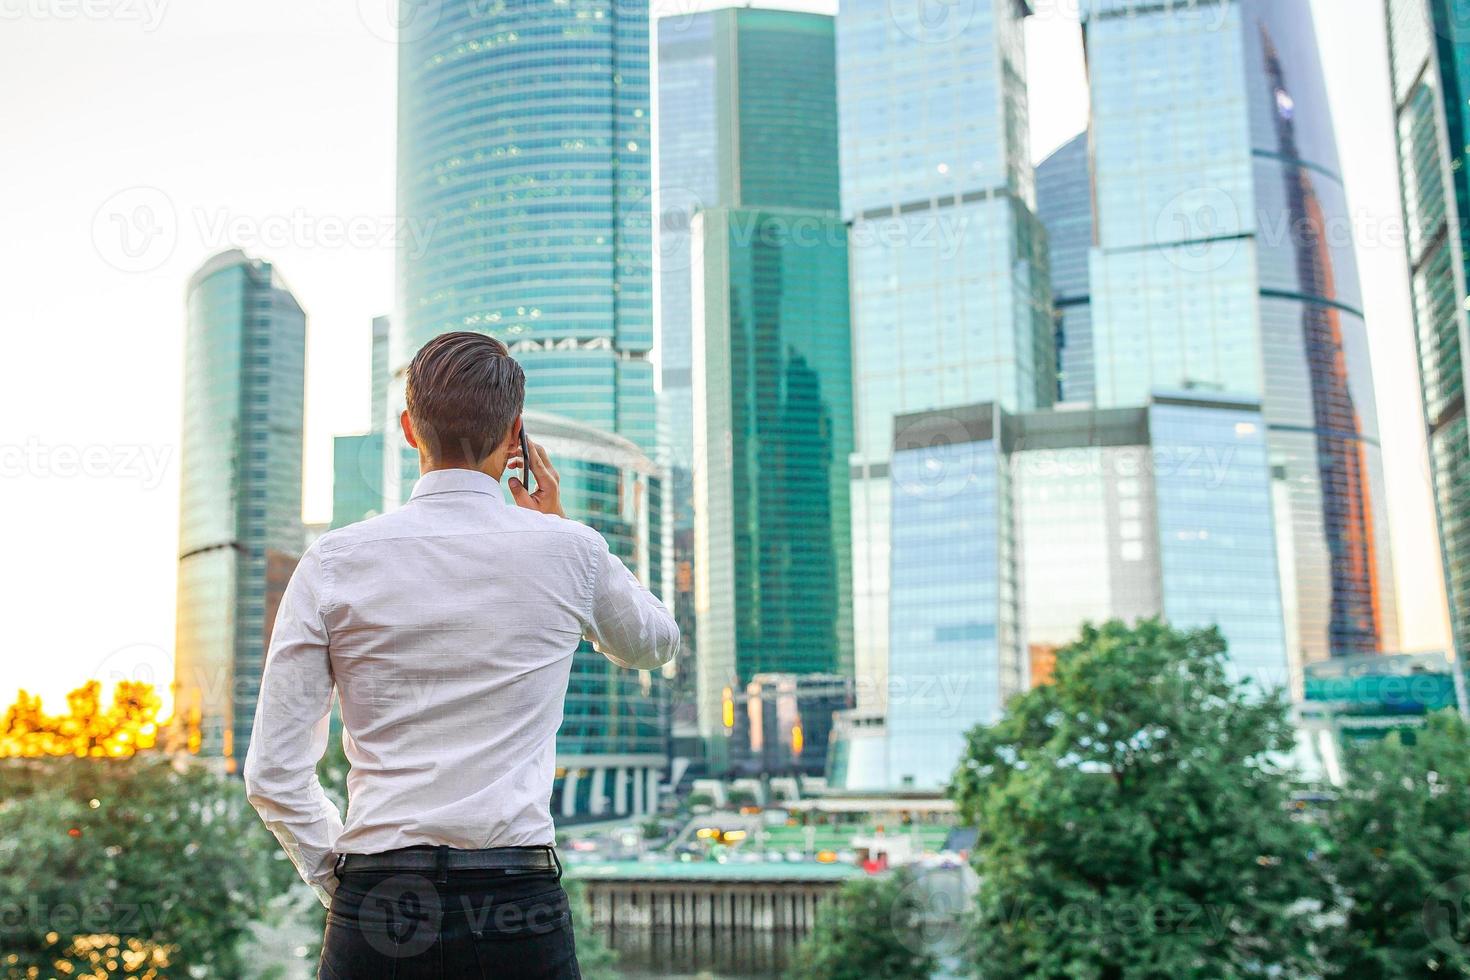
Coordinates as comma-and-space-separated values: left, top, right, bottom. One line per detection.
0, 681, 182, 759
785, 870, 938, 980
950, 619, 1327, 979
0, 754, 284, 978
1321, 709, 1470, 978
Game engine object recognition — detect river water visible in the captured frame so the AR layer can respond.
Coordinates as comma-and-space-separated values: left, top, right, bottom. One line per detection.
600, 926, 799, 978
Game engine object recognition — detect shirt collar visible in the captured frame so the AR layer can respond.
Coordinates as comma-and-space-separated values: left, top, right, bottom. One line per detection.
408, 467, 505, 502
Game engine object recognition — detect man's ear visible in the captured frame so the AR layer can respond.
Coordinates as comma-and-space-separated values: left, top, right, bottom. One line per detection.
400, 409, 419, 450
507, 413, 523, 451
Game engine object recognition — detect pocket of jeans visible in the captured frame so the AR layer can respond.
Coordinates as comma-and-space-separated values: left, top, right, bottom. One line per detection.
468, 910, 574, 980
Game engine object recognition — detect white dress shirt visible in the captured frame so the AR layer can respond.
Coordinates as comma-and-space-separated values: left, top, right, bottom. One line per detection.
243, 467, 679, 905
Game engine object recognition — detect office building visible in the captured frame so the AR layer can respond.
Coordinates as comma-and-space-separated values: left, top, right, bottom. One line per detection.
533, 412, 669, 819
393, 0, 655, 458
331, 316, 392, 530
174, 249, 306, 768
658, 8, 849, 756
683, 11, 854, 765
1036, 132, 1095, 403
392, 5, 669, 810
838, 0, 1054, 719
1081, 0, 1399, 673
880, 394, 1288, 789
1385, 0, 1470, 673
727, 673, 855, 778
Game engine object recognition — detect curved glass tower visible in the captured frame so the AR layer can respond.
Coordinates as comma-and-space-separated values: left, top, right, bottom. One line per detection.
530, 411, 668, 819
1082, 0, 1398, 677
175, 249, 305, 768
1387, 0, 1470, 674
1037, 132, 1095, 404
395, 0, 654, 450
393, 6, 667, 813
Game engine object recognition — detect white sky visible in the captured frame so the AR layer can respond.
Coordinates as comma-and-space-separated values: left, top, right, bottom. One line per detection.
0, 0, 1449, 710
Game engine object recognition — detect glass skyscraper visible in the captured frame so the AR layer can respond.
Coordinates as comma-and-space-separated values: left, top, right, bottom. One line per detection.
533, 413, 668, 820
881, 394, 1287, 789
1081, 0, 1398, 673
394, 0, 655, 452
1036, 132, 1095, 403
838, 0, 1053, 716
658, 3, 852, 764
694, 206, 854, 758
175, 249, 306, 769
1386, 0, 1470, 671
392, 2, 669, 812
331, 315, 391, 530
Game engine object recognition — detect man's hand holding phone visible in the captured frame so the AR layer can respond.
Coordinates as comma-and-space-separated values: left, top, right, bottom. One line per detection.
507, 434, 566, 519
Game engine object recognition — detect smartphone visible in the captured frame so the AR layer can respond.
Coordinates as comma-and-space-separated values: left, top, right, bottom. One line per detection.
518, 426, 533, 493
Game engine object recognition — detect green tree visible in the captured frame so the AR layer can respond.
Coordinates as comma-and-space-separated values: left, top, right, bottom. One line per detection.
784, 870, 938, 980
950, 619, 1327, 979
563, 876, 619, 980
1321, 709, 1470, 978
0, 755, 283, 978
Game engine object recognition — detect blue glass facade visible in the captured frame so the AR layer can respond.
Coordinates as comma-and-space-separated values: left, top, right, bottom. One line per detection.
693, 207, 854, 761
1149, 395, 1289, 687
885, 408, 1016, 789
1387, 0, 1470, 672
839, 0, 1053, 716
393, 3, 668, 809
658, 10, 845, 748
883, 394, 1289, 788
395, 0, 654, 451
1081, 0, 1398, 670
536, 413, 668, 821
175, 250, 305, 767
1036, 132, 1095, 403
331, 432, 385, 530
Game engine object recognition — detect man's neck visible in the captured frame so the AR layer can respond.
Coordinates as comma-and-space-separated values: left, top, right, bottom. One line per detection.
419, 457, 504, 481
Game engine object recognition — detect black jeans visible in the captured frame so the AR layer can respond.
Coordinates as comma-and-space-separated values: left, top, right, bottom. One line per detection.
319, 867, 581, 979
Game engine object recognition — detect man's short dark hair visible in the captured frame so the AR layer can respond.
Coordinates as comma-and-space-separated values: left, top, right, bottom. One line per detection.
406, 331, 525, 466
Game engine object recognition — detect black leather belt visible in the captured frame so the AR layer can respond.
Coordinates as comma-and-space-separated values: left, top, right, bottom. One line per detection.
337, 845, 559, 877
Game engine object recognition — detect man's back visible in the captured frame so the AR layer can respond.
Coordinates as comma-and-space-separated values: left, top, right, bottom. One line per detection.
244, 332, 676, 977
244, 467, 678, 901
324, 468, 624, 852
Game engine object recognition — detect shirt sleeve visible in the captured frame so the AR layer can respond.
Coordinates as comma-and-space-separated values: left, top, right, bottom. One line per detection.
242, 543, 344, 908
584, 534, 680, 671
